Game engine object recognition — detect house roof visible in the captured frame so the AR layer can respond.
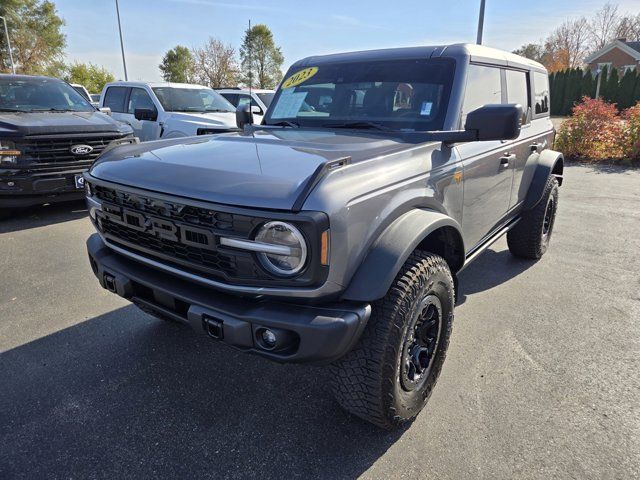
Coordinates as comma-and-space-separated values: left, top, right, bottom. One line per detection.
585, 39, 640, 63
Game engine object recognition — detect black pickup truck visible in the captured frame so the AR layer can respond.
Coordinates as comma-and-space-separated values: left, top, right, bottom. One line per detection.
0, 74, 133, 217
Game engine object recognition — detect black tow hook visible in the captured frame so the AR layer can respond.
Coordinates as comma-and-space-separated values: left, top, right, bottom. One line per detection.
103, 274, 117, 293
203, 315, 224, 340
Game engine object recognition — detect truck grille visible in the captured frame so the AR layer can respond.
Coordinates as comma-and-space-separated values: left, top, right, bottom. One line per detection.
92, 184, 272, 284
15, 133, 128, 166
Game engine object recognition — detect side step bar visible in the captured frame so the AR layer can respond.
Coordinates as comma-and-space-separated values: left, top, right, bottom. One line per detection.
459, 217, 520, 272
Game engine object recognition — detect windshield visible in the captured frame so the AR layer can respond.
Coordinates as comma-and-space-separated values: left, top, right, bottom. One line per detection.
265, 59, 455, 131
0, 77, 95, 112
152, 87, 235, 113
257, 92, 275, 107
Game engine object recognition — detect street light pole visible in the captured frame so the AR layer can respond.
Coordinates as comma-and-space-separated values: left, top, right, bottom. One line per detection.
114, 0, 128, 80
0, 16, 15, 74
476, 0, 486, 45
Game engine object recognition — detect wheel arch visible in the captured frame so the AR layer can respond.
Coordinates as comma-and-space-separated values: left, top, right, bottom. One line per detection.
523, 149, 564, 210
341, 209, 465, 302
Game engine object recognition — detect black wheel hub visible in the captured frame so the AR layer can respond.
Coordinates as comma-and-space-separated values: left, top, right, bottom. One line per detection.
400, 295, 442, 391
542, 196, 555, 239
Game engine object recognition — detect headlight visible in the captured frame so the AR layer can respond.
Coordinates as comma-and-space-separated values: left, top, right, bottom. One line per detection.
254, 221, 307, 276
0, 139, 21, 165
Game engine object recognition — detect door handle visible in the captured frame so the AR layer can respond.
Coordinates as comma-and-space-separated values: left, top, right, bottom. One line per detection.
500, 153, 514, 168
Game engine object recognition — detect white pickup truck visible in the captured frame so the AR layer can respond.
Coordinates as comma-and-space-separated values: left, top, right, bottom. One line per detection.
99, 82, 238, 141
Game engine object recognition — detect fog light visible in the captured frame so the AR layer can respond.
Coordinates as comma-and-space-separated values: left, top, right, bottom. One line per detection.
261, 329, 277, 348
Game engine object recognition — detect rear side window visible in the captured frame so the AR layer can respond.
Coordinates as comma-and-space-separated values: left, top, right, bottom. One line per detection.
221, 93, 238, 106
533, 72, 550, 115
462, 64, 502, 123
505, 69, 530, 124
103, 86, 127, 113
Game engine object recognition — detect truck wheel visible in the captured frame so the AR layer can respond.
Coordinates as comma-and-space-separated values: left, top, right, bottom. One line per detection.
331, 251, 455, 429
507, 176, 559, 259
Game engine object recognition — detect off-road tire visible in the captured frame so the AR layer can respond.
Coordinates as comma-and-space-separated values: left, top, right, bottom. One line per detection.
507, 176, 559, 259
331, 251, 455, 429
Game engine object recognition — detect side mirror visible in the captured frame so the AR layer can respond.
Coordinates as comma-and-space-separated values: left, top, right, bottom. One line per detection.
251, 105, 262, 115
464, 104, 522, 141
98, 107, 112, 116
134, 108, 157, 122
236, 103, 254, 129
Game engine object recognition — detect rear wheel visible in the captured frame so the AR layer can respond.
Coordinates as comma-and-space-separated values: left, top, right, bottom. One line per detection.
507, 176, 559, 259
331, 251, 455, 429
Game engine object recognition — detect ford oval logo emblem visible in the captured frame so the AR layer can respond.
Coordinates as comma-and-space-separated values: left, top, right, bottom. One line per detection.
70, 144, 93, 155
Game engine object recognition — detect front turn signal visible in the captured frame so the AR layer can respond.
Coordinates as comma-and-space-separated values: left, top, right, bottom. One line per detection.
320, 230, 330, 266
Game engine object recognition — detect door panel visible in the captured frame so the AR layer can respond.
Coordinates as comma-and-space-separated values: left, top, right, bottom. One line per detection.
126, 88, 162, 141
458, 142, 513, 249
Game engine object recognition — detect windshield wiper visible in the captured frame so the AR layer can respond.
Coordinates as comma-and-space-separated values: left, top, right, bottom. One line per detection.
266, 120, 300, 128
30, 108, 75, 112
322, 121, 390, 131
0, 108, 26, 112
204, 108, 234, 113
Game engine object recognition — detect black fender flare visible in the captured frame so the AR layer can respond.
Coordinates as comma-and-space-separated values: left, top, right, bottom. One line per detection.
341, 209, 464, 302
523, 149, 564, 210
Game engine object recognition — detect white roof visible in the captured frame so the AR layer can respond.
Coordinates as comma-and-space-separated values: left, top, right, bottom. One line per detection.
217, 88, 275, 94
104, 81, 211, 89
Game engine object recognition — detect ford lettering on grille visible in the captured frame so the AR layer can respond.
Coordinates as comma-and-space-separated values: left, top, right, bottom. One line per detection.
70, 144, 94, 155
99, 205, 216, 250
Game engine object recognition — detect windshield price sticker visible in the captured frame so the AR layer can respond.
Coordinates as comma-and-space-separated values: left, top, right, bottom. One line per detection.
281, 67, 319, 89
271, 89, 308, 119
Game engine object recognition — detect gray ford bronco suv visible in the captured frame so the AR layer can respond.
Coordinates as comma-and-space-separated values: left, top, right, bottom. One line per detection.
84, 44, 563, 429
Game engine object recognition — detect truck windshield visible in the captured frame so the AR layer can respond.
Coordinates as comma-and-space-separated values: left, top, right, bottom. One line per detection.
264, 59, 455, 131
152, 87, 235, 113
0, 77, 95, 112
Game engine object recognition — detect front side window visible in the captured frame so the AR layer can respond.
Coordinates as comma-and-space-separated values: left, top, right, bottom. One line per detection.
257, 92, 274, 107
505, 69, 530, 123
265, 59, 455, 131
461, 64, 502, 124
0, 77, 94, 113
533, 71, 550, 115
152, 87, 234, 113
103, 86, 128, 113
128, 88, 156, 114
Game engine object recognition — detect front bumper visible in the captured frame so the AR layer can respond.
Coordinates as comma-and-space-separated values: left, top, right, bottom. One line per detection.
87, 234, 370, 364
0, 166, 87, 208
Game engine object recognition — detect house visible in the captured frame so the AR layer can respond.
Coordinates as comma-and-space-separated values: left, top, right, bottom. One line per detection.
585, 38, 640, 74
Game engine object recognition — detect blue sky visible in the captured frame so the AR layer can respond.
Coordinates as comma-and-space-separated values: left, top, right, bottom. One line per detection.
56, 0, 639, 82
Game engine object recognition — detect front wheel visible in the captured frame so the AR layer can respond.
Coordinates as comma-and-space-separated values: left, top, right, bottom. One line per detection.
331, 251, 455, 429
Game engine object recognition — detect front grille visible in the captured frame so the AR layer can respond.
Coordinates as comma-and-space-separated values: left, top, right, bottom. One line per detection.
94, 184, 262, 235
15, 133, 128, 165
93, 185, 274, 284
100, 217, 239, 276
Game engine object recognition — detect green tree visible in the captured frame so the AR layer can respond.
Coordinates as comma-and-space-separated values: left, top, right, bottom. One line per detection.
512, 43, 545, 63
617, 69, 638, 109
0, 0, 66, 75
581, 70, 595, 99
239, 24, 284, 89
159, 45, 194, 83
64, 62, 115, 93
603, 67, 619, 104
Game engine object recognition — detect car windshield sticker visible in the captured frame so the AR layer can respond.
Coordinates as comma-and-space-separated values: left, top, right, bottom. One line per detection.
420, 101, 433, 116
271, 89, 308, 119
281, 67, 319, 89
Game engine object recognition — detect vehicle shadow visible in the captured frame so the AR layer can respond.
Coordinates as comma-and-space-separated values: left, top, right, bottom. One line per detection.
0, 200, 87, 234
456, 246, 536, 305
0, 305, 405, 480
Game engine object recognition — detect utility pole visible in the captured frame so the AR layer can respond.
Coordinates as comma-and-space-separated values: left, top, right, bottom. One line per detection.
248, 19, 252, 93
0, 16, 15, 74
476, 0, 486, 45
115, 0, 128, 80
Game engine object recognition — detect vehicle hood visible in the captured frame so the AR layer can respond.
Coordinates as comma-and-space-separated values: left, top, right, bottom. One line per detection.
90, 128, 416, 210
0, 111, 131, 137
164, 111, 237, 128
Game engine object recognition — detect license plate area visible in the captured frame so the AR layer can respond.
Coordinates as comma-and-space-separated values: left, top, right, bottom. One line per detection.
74, 174, 85, 190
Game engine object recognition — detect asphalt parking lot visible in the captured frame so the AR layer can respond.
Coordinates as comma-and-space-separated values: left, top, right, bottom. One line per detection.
1, 164, 638, 479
